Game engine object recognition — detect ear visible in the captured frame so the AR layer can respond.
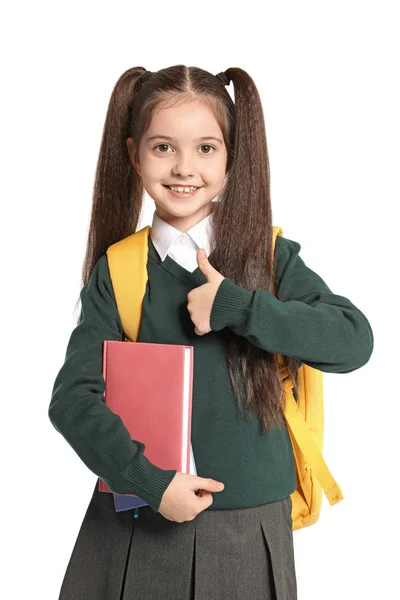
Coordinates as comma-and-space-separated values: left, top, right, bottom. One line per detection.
127, 137, 141, 176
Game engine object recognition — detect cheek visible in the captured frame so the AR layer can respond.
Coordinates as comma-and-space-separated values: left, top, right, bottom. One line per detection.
142, 158, 165, 180
202, 164, 225, 183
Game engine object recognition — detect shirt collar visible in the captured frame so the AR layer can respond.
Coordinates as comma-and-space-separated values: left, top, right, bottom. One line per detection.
150, 209, 215, 261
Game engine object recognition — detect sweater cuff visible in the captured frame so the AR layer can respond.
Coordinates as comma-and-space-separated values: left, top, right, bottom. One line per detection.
210, 277, 253, 332
120, 450, 177, 513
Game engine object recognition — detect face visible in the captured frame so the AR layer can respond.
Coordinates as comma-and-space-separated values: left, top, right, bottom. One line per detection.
127, 98, 228, 232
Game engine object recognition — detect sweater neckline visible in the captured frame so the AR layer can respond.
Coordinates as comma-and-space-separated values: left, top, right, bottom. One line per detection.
148, 234, 212, 287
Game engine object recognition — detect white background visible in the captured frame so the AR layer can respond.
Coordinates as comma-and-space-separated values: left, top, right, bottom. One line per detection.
2, 1, 398, 598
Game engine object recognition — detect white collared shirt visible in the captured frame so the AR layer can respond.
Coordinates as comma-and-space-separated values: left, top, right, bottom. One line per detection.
150, 209, 215, 273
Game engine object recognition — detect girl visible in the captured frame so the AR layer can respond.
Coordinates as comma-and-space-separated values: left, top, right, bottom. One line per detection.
48, 65, 374, 600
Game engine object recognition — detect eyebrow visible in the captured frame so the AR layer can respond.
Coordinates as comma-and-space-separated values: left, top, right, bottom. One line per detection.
146, 135, 224, 144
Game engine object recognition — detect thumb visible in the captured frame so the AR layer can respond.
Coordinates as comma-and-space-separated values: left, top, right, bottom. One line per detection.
196, 248, 215, 280
194, 477, 225, 492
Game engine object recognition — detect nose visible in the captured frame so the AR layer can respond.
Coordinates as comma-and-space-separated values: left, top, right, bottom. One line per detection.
171, 152, 196, 178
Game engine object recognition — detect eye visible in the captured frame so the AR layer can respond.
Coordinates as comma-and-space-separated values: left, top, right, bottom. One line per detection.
153, 143, 171, 153
199, 144, 216, 154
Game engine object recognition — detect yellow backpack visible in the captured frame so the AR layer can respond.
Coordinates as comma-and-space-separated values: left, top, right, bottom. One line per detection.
106, 224, 344, 530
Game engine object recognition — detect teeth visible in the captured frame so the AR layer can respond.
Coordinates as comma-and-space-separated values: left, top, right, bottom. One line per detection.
168, 185, 198, 192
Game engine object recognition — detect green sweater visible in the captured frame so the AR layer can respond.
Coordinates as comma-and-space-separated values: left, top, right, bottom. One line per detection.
49, 234, 374, 513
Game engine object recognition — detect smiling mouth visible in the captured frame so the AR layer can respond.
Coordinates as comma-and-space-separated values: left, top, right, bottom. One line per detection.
163, 185, 202, 190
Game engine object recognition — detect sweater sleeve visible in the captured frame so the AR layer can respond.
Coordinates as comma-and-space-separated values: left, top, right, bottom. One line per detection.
48, 254, 177, 513
209, 236, 374, 373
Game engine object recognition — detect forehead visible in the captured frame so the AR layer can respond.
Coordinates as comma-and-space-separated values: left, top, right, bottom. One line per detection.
146, 99, 222, 140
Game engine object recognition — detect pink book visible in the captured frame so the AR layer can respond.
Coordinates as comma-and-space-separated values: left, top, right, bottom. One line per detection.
98, 341, 195, 496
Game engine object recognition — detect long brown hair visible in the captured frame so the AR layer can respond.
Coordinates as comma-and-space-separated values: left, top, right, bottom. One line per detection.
75, 64, 299, 433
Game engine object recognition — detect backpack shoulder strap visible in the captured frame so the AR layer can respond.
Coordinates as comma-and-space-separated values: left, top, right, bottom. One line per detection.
271, 225, 283, 251
106, 225, 151, 342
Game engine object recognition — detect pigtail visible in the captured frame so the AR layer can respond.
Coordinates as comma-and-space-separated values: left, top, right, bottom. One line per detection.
73, 68, 148, 320
82, 68, 149, 285
211, 68, 300, 430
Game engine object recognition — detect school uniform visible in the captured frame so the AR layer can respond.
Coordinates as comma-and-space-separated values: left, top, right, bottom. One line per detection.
49, 208, 373, 599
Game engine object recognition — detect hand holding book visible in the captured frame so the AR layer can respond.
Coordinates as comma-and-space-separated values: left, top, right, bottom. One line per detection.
159, 472, 225, 523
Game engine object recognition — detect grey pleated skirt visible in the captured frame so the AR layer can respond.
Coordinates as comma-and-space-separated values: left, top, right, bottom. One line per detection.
58, 480, 297, 600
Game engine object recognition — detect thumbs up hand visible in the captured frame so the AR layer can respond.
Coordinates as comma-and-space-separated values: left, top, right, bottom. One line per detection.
187, 249, 225, 336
